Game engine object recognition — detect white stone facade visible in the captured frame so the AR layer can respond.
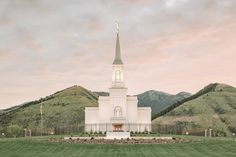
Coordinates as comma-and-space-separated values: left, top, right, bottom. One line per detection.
85, 30, 152, 133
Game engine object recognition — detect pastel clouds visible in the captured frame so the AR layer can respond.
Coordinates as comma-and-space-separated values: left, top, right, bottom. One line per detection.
0, 0, 236, 109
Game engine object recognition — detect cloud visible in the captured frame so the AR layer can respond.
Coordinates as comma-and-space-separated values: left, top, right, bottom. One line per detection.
0, 0, 236, 108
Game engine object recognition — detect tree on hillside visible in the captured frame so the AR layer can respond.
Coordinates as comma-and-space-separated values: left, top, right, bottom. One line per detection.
7, 124, 22, 138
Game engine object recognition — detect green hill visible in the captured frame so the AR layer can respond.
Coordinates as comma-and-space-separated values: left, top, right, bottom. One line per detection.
137, 91, 191, 118
0, 86, 191, 132
153, 83, 236, 136
1, 83, 236, 136
0, 86, 98, 131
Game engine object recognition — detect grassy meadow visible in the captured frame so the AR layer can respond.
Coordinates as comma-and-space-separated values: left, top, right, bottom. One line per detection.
0, 86, 98, 132
153, 83, 236, 136
0, 136, 236, 157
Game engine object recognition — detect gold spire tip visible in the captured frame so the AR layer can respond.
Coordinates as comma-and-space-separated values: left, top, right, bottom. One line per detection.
115, 21, 119, 33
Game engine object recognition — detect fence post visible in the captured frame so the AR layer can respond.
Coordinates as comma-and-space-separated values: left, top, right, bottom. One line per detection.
209, 129, 212, 137
24, 129, 27, 137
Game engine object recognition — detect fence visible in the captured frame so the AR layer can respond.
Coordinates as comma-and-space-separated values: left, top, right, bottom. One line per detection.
18, 124, 221, 137
84, 123, 152, 133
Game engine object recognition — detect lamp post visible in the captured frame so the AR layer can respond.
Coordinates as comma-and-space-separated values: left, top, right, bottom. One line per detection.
185, 131, 189, 135
40, 103, 43, 136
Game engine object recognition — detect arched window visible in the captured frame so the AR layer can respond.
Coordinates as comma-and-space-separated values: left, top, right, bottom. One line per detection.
114, 106, 122, 117
115, 70, 121, 82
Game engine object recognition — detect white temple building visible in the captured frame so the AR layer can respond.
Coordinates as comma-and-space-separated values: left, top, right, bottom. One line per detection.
85, 25, 151, 133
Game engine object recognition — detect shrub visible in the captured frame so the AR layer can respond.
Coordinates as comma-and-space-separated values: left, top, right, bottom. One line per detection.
229, 126, 236, 133
214, 129, 227, 137
214, 105, 226, 114
7, 124, 22, 138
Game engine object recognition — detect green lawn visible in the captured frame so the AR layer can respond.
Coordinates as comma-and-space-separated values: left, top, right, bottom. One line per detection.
0, 137, 236, 157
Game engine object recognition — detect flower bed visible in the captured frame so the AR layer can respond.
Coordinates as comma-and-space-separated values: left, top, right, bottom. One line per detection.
49, 137, 194, 144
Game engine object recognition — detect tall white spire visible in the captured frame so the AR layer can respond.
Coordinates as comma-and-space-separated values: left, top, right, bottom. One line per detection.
113, 21, 123, 65
111, 21, 125, 88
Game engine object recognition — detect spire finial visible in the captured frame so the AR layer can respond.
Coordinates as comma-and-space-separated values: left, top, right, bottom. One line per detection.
115, 20, 119, 33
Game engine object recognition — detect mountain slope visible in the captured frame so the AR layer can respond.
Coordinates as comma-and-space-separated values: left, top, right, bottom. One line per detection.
0, 86, 98, 130
137, 91, 191, 118
152, 83, 222, 119
0, 87, 191, 131
153, 83, 236, 136
1, 83, 236, 137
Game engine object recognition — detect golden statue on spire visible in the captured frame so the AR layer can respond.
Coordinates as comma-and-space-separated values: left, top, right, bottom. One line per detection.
115, 21, 119, 33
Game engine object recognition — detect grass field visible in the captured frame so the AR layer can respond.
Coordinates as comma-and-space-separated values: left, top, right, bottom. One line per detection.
0, 136, 236, 157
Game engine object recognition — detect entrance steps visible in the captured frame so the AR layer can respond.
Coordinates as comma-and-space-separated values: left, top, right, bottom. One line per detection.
106, 131, 130, 139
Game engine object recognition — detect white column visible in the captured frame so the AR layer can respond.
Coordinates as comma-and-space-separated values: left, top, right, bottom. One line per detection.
209, 129, 212, 137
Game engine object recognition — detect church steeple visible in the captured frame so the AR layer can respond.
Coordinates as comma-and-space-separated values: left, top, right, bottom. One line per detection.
111, 21, 125, 88
113, 22, 123, 65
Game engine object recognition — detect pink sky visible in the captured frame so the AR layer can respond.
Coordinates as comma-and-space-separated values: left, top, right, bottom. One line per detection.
0, 0, 236, 109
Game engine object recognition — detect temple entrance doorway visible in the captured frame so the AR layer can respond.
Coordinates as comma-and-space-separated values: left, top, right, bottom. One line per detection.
113, 124, 123, 132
